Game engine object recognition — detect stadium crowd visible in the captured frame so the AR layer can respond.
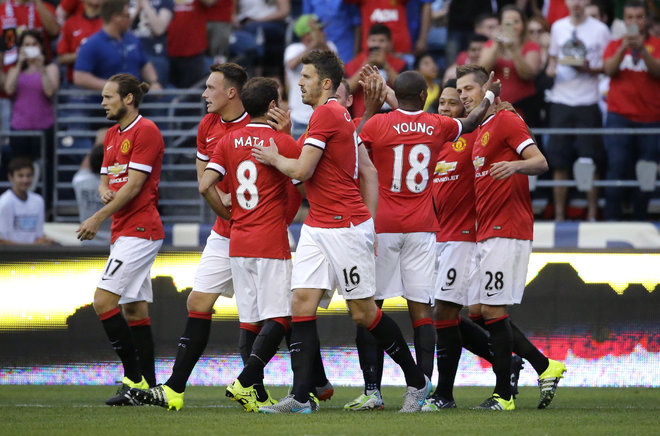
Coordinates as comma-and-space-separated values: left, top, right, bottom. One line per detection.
0, 0, 659, 242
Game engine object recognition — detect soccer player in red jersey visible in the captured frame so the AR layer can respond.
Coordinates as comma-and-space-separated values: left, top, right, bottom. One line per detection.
253, 49, 430, 414
129, 63, 250, 411
198, 77, 302, 412
76, 73, 164, 405
456, 64, 566, 411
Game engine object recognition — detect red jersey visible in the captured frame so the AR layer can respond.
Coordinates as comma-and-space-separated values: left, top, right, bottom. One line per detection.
360, 109, 462, 233
352, 0, 411, 54
433, 131, 478, 242
1, 0, 54, 69
57, 12, 102, 83
483, 40, 540, 104
59, 0, 84, 16
345, 51, 407, 118
208, 123, 300, 259
197, 111, 250, 238
101, 115, 164, 244
302, 98, 371, 228
604, 35, 660, 123
167, 0, 207, 57
204, 0, 232, 21
471, 111, 535, 242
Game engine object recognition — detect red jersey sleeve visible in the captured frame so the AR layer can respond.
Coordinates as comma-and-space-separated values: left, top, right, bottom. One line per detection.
435, 114, 462, 143
129, 123, 164, 174
207, 135, 229, 177
304, 105, 335, 150
603, 39, 619, 60
100, 127, 112, 174
196, 115, 212, 161
501, 112, 535, 155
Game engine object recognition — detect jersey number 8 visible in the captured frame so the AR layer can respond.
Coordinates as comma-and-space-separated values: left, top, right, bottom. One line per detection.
236, 160, 259, 210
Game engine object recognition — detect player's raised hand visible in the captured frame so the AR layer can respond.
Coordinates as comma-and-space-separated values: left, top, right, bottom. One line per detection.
363, 75, 386, 116
76, 216, 102, 241
101, 190, 115, 204
489, 160, 520, 180
358, 64, 381, 88
484, 71, 502, 99
252, 138, 281, 165
267, 107, 292, 135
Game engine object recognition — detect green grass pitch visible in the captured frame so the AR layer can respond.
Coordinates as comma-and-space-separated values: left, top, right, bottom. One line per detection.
1, 385, 658, 435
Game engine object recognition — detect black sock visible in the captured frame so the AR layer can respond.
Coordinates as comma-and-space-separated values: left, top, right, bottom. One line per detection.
413, 318, 436, 379
129, 319, 156, 387
368, 309, 425, 389
469, 313, 486, 329
484, 315, 514, 401
312, 341, 329, 387
356, 325, 382, 392
434, 319, 462, 401
511, 321, 549, 374
165, 311, 212, 393
459, 316, 492, 362
290, 317, 319, 403
238, 323, 260, 365
99, 308, 141, 383
238, 319, 287, 389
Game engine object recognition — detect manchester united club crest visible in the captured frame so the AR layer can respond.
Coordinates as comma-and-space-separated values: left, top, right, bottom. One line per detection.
452, 137, 467, 153
121, 139, 131, 154
480, 132, 490, 147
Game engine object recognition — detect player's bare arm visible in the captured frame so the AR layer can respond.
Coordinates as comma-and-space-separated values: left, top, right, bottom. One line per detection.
252, 137, 323, 182
98, 175, 115, 204
456, 72, 501, 133
198, 169, 231, 220
489, 144, 548, 180
356, 75, 387, 134
357, 144, 378, 218
197, 158, 232, 210
359, 65, 398, 109
77, 169, 149, 240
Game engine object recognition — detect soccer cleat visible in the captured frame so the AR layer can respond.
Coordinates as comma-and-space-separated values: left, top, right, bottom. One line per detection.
510, 355, 524, 397
421, 395, 457, 411
258, 394, 314, 414
129, 384, 184, 411
472, 394, 515, 411
537, 359, 567, 409
105, 376, 149, 406
309, 393, 320, 412
255, 389, 278, 409
226, 379, 259, 412
399, 375, 432, 413
343, 390, 384, 411
314, 381, 334, 401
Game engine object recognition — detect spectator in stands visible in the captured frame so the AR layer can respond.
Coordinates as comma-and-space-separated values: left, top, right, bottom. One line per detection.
230, 0, 290, 77
528, 15, 551, 67
479, 5, 542, 122
442, 14, 496, 81
72, 138, 111, 245
204, 0, 233, 64
129, 0, 174, 87
406, 0, 432, 55
74, 0, 160, 91
0, 157, 55, 245
414, 52, 440, 112
525, 15, 553, 137
345, 23, 407, 118
56, 0, 84, 24
57, 0, 103, 86
446, 0, 494, 65
4, 29, 58, 209
545, 0, 610, 221
427, 0, 449, 69
602, 0, 660, 220
302, 0, 360, 63
167, 0, 208, 88
349, 0, 414, 56
284, 14, 337, 138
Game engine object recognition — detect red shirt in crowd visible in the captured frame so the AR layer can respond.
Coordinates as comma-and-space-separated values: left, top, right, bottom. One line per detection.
483, 39, 540, 105
349, 0, 412, 54
57, 12, 102, 83
167, 0, 207, 57
204, 0, 233, 22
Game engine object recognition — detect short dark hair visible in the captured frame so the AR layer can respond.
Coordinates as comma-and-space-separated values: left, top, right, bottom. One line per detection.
241, 77, 279, 118
469, 33, 489, 45
442, 78, 457, 90
89, 145, 104, 174
624, 0, 646, 11
210, 63, 248, 96
17, 30, 48, 64
100, 0, 128, 23
301, 49, 344, 92
368, 23, 391, 40
108, 73, 150, 108
394, 71, 427, 105
474, 13, 498, 28
8, 157, 34, 176
413, 52, 434, 70
456, 64, 489, 85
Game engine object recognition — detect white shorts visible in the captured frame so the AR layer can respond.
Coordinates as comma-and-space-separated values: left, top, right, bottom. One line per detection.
231, 257, 293, 323
474, 238, 532, 305
192, 231, 234, 297
434, 241, 477, 307
375, 232, 436, 304
97, 236, 162, 304
291, 219, 376, 308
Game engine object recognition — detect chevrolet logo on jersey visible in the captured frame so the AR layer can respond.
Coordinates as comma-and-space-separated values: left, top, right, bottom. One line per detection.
121, 139, 131, 154
108, 163, 127, 177
452, 137, 467, 152
473, 156, 484, 171
435, 161, 457, 176
480, 132, 490, 147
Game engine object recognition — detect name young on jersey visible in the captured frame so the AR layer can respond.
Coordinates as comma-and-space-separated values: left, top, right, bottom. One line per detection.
392, 121, 435, 136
